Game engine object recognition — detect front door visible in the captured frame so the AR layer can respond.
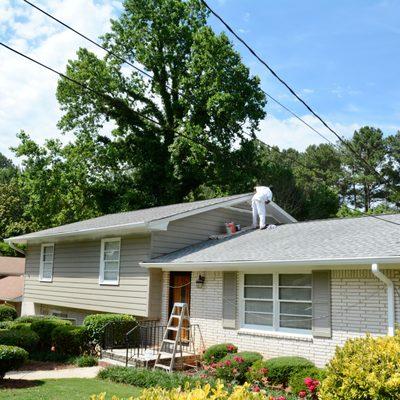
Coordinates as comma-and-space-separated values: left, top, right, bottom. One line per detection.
168, 272, 191, 341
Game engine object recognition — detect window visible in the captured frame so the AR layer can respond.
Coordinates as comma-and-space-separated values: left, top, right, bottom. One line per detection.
99, 238, 121, 285
39, 244, 54, 282
242, 273, 312, 333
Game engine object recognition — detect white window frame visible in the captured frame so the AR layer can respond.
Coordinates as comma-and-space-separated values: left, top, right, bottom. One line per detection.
99, 238, 121, 286
39, 243, 55, 282
239, 272, 312, 335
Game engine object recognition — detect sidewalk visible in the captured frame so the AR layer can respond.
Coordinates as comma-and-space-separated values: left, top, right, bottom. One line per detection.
5, 366, 102, 380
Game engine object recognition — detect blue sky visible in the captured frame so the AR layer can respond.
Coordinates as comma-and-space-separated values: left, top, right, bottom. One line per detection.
0, 0, 399, 161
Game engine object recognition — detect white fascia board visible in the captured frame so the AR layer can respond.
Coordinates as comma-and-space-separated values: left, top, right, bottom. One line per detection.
6, 221, 149, 245
140, 256, 400, 271
148, 194, 254, 231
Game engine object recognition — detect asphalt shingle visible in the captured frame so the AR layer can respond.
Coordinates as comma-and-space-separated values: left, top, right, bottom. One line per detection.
147, 214, 400, 263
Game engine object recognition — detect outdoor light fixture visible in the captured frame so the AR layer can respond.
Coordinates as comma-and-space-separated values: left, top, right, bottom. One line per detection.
195, 274, 205, 288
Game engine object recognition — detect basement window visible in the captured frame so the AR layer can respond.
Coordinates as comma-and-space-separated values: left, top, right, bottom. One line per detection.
99, 238, 121, 285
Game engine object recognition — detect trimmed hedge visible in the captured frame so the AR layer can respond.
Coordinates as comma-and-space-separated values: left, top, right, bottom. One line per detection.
261, 356, 315, 386
0, 305, 17, 322
98, 366, 214, 389
51, 325, 87, 356
0, 328, 39, 353
289, 367, 326, 395
0, 345, 28, 379
73, 355, 98, 367
83, 314, 137, 346
203, 343, 238, 364
31, 318, 71, 351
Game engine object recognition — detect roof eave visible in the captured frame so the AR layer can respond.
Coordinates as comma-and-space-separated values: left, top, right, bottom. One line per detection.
140, 256, 400, 271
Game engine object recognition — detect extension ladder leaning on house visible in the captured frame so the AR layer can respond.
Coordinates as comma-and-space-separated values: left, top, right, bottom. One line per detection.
153, 302, 192, 372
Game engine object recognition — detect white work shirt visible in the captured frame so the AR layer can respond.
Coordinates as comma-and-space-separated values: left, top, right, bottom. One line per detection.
253, 186, 273, 203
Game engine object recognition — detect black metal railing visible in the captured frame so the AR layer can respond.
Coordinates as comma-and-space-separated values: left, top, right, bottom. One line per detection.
125, 320, 166, 366
103, 320, 139, 351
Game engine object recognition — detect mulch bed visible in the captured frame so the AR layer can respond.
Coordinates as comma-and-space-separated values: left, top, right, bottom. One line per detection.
16, 360, 74, 371
0, 379, 44, 389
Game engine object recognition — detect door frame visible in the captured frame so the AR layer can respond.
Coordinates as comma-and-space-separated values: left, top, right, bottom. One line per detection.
168, 271, 192, 317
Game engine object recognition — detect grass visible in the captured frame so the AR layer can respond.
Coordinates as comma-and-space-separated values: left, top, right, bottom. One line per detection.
0, 378, 141, 400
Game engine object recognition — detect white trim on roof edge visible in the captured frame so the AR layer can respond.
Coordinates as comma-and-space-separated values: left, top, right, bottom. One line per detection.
140, 255, 400, 271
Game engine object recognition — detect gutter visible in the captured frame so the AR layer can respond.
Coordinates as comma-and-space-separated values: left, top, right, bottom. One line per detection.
141, 256, 400, 270
371, 263, 395, 336
5, 240, 25, 256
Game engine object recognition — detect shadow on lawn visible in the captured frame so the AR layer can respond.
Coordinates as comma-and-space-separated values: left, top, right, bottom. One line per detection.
0, 379, 45, 389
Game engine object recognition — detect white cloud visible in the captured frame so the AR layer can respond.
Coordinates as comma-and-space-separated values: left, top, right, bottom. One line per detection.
258, 114, 360, 151
0, 0, 117, 162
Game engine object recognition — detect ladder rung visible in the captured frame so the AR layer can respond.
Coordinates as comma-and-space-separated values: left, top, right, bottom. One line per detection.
163, 339, 175, 344
155, 363, 171, 370
167, 327, 179, 331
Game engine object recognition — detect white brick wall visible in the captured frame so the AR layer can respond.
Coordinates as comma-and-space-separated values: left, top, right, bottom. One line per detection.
161, 269, 400, 367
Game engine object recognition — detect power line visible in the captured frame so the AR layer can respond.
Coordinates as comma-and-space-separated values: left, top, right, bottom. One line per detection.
200, 0, 390, 185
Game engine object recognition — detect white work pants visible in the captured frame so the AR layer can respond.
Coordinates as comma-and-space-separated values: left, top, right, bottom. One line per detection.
252, 199, 266, 228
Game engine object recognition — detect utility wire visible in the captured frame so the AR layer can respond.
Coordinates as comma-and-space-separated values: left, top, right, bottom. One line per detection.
200, 0, 390, 185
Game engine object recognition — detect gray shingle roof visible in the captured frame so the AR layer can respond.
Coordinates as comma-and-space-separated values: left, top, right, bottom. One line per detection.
8, 193, 252, 242
146, 214, 400, 264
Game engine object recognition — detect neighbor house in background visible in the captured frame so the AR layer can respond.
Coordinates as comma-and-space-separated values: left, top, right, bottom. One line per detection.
0, 256, 25, 316
5, 193, 400, 366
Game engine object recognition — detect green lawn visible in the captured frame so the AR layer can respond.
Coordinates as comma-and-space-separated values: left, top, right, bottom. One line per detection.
0, 378, 141, 400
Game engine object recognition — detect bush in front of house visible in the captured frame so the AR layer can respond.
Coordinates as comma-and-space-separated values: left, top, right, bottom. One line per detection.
203, 343, 238, 364
288, 367, 326, 396
319, 334, 400, 400
83, 313, 137, 346
258, 356, 315, 387
0, 305, 17, 322
98, 366, 214, 389
51, 325, 88, 356
0, 327, 39, 353
73, 354, 98, 367
0, 345, 28, 379
31, 317, 72, 351
212, 351, 263, 384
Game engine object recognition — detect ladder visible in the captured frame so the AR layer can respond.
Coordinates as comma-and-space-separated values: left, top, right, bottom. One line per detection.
154, 302, 190, 372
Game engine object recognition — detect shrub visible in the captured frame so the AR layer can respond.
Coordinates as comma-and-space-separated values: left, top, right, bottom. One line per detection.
51, 325, 87, 355
213, 352, 263, 384
31, 317, 71, 351
0, 321, 12, 329
203, 343, 238, 364
10, 322, 32, 330
0, 345, 28, 379
15, 315, 50, 323
319, 334, 400, 400
83, 314, 137, 346
74, 355, 98, 367
98, 366, 214, 389
289, 367, 326, 396
91, 381, 287, 400
261, 356, 314, 386
0, 305, 17, 322
0, 328, 39, 353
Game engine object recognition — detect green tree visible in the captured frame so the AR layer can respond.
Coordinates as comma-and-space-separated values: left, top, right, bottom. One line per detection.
56, 0, 266, 213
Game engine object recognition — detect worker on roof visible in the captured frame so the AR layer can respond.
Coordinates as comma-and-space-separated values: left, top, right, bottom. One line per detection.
252, 185, 273, 230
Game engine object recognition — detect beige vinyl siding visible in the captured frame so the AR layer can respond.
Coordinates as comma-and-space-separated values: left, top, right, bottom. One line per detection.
151, 208, 252, 257
24, 235, 152, 316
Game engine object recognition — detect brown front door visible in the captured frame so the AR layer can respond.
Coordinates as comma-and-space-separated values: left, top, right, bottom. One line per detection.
168, 272, 191, 341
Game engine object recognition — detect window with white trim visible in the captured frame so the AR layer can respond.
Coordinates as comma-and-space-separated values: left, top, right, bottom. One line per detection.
242, 273, 312, 333
39, 244, 54, 282
99, 238, 121, 285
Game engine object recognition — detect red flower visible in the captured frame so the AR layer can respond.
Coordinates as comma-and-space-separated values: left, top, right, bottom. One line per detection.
259, 367, 268, 375
304, 377, 313, 386
224, 360, 232, 366
226, 345, 236, 352
276, 397, 286, 400
298, 390, 307, 398
233, 356, 244, 363
252, 385, 261, 392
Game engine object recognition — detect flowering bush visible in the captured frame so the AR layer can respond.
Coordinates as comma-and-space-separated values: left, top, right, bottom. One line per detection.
320, 333, 400, 399
289, 367, 325, 397
203, 343, 238, 364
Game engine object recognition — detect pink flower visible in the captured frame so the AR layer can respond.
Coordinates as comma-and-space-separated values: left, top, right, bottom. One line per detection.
276, 397, 286, 400
298, 390, 307, 398
252, 385, 260, 392
304, 377, 313, 386
224, 360, 232, 366
259, 367, 268, 375
233, 356, 244, 363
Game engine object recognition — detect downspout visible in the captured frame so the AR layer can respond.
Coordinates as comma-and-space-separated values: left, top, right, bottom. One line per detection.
371, 263, 395, 336
4, 240, 25, 256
